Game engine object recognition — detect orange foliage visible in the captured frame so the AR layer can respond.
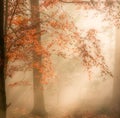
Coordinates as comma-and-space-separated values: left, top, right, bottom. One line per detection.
5, 0, 120, 86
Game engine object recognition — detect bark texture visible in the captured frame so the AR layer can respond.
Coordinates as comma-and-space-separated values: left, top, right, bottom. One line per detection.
0, 0, 6, 118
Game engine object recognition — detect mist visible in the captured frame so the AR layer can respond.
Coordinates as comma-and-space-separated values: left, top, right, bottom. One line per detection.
5, 1, 120, 118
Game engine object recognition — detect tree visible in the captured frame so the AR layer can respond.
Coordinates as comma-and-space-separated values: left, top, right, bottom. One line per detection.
0, 0, 6, 118
30, 0, 48, 117
113, 28, 120, 117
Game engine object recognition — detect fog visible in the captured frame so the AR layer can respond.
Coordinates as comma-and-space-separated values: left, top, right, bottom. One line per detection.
6, 3, 120, 118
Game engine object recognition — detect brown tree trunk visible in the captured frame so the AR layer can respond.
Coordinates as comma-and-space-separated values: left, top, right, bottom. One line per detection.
0, 0, 6, 118
30, 0, 47, 117
113, 28, 120, 117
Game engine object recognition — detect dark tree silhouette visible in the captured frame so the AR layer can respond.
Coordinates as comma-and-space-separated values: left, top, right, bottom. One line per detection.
0, 0, 6, 118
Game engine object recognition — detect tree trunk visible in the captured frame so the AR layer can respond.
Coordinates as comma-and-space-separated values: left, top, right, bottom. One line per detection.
0, 0, 6, 118
30, 0, 47, 117
113, 28, 120, 116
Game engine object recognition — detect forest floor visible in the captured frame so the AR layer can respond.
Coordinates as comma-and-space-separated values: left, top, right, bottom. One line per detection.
10, 111, 120, 118
18, 114, 119, 118
7, 105, 120, 118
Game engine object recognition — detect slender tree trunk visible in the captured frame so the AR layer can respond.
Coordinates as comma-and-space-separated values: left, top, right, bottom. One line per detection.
30, 0, 47, 117
113, 28, 120, 116
0, 0, 6, 118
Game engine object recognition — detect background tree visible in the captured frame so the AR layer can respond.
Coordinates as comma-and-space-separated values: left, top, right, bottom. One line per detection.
113, 29, 120, 117
30, 0, 48, 117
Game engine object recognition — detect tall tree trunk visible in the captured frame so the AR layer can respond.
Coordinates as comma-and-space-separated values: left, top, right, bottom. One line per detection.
30, 0, 47, 117
113, 28, 120, 116
0, 0, 6, 118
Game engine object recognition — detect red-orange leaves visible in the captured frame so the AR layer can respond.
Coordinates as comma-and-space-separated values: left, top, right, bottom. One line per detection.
6, 0, 115, 87
59, 13, 67, 20
42, 0, 59, 8
8, 81, 31, 87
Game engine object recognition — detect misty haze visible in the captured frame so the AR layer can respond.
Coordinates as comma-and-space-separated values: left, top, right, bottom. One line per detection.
1, 0, 120, 118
